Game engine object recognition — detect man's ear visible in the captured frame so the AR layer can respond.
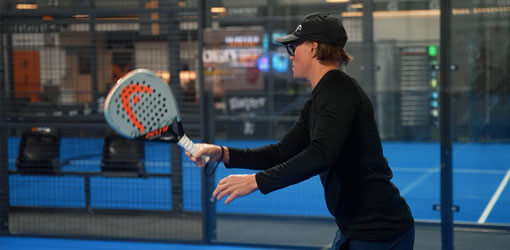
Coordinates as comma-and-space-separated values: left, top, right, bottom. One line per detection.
311, 42, 319, 58
312, 41, 319, 50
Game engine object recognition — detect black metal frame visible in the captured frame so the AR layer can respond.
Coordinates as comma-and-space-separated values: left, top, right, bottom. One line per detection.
198, 0, 216, 243
0, 6, 9, 234
439, 0, 454, 250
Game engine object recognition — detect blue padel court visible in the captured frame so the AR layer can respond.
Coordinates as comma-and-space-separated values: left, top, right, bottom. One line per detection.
7, 138, 510, 224
0, 236, 280, 250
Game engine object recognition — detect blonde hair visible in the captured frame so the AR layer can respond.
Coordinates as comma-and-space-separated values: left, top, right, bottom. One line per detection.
314, 42, 353, 66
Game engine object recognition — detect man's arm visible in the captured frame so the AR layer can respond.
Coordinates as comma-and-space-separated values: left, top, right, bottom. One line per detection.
255, 80, 360, 194
225, 120, 310, 170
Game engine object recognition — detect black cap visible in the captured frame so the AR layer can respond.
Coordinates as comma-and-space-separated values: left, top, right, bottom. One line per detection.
275, 13, 347, 48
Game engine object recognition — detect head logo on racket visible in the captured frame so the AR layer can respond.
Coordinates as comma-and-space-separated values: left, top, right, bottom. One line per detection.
120, 82, 152, 134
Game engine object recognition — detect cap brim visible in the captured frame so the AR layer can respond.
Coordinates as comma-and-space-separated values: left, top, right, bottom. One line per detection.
274, 34, 300, 44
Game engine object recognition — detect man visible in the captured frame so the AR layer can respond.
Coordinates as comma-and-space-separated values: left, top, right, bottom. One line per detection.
187, 13, 414, 250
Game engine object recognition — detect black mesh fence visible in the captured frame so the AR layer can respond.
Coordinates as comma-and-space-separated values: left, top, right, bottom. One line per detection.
3, 0, 509, 249
1, 0, 205, 244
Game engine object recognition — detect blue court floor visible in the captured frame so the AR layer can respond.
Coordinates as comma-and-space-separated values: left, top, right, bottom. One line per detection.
0, 236, 279, 250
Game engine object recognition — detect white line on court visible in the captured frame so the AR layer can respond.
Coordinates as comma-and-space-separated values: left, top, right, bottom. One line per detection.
454, 169, 508, 174
401, 169, 436, 196
391, 167, 507, 175
396, 143, 489, 196
478, 168, 510, 224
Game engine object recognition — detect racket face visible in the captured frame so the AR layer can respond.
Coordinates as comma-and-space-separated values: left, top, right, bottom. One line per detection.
104, 69, 179, 139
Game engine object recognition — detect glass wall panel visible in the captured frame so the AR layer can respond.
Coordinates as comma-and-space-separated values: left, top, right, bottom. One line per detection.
450, 0, 510, 226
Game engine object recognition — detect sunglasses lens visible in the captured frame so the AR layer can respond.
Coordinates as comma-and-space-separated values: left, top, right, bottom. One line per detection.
286, 44, 295, 56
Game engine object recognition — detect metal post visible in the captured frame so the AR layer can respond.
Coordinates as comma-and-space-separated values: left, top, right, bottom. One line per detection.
198, 0, 216, 244
5, 23, 13, 101
0, 8, 10, 234
266, 4, 275, 138
171, 143, 183, 212
84, 176, 91, 212
88, 1, 98, 112
167, 2, 184, 213
361, 0, 376, 103
440, 0, 454, 249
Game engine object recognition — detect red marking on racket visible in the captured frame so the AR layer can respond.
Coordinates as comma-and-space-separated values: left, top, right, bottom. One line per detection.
120, 83, 152, 134
133, 96, 141, 104
145, 125, 169, 139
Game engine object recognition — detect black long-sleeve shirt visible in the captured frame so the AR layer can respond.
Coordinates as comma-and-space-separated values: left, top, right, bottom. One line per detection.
225, 70, 414, 241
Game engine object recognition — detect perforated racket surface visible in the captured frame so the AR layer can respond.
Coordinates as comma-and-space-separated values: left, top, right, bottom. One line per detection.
104, 69, 178, 139
104, 69, 210, 163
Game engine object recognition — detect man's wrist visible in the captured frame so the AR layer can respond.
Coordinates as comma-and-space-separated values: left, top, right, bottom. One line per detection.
222, 146, 230, 164
251, 174, 259, 191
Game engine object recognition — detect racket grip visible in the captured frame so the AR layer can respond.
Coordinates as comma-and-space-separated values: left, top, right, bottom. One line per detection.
177, 135, 210, 163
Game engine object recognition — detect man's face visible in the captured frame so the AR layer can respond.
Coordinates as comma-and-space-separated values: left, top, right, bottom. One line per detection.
288, 40, 314, 80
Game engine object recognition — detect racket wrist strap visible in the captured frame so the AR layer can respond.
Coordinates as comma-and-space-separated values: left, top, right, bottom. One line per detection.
205, 146, 223, 177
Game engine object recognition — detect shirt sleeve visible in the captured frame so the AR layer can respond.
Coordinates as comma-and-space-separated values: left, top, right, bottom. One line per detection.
225, 119, 310, 170
255, 80, 361, 194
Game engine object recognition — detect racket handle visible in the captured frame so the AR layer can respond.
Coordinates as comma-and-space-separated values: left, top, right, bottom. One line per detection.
177, 135, 210, 163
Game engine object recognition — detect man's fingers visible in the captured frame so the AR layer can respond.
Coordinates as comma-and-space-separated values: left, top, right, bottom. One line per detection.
211, 175, 255, 204
215, 189, 229, 201
212, 182, 228, 199
224, 193, 238, 204
188, 153, 206, 168
216, 177, 229, 189
189, 147, 212, 168
194, 147, 208, 159
218, 177, 228, 185
198, 159, 207, 168
185, 144, 222, 168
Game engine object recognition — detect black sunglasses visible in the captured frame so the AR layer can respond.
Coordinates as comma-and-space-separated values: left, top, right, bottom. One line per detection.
285, 40, 305, 56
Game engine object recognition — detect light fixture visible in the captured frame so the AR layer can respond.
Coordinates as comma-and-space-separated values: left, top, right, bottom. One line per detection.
326, 0, 350, 3
350, 3, 363, 9
16, 4, 38, 9
210, 7, 226, 14
156, 71, 171, 83
179, 70, 197, 85
73, 14, 89, 19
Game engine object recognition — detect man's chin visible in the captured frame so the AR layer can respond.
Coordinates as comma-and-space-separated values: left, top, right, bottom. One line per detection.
293, 74, 306, 81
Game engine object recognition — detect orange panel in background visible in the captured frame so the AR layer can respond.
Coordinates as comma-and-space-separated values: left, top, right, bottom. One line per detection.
111, 64, 132, 86
13, 50, 41, 102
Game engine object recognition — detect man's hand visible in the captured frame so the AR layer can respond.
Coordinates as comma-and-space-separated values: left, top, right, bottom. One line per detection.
212, 174, 258, 204
184, 144, 223, 168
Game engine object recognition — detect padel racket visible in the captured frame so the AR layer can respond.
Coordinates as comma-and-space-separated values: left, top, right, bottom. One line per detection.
103, 69, 211, 167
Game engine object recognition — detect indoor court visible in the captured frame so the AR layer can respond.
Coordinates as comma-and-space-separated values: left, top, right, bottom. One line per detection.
1, 1, 509, 250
